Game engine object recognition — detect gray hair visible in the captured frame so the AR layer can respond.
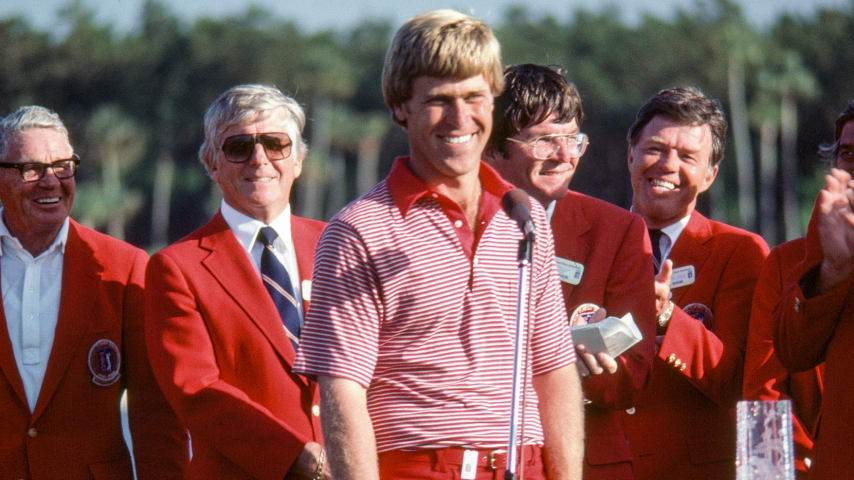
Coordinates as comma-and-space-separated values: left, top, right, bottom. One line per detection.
0, 105, 70, 159
198, 84, 307, 173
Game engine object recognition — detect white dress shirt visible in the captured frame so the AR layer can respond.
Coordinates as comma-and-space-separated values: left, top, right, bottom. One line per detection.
220, 200, 304, 317
657, 214, 691, 264
0, 209, 69, 412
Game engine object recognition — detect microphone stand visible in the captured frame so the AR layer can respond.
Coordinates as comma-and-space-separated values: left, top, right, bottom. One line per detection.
506, 229, 534, 480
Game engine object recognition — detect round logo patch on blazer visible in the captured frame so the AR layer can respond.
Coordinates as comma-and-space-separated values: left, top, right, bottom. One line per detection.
683, 302, 714, 330
570, 303, 600, 326
88, 339, 121, 387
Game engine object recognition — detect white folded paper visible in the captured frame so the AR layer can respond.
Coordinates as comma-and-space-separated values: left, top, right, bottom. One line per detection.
570, 313, 642, 376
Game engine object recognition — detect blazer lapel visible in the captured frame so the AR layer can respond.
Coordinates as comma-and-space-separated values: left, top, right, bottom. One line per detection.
291, 216, 316, 310
0, 294, 28, 411
200, 214, 302, 377
31, 222, 99, 421
669, 211, 713, 305
551, 194, 592, 297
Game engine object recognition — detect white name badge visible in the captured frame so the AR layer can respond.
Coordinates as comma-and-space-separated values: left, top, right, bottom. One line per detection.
556, 257, 584, 285
671, 265, 696, 289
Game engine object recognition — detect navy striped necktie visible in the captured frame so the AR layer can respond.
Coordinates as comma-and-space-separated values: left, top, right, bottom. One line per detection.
258, 226, 301, 350
650, 229, 663, 274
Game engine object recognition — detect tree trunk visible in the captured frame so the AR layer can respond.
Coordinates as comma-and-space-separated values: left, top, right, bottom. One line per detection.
758, 119, 779, 245
104, 154, 124, 240
299, 96, 330, 220
151, 151, 175, 248
728, 53, 756, 230
780, 91, 800, 240
356, 135, 381, 196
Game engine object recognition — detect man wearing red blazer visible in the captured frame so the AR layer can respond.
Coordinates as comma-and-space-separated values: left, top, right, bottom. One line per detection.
486, 64, 656, 479
0, 106, 188, 479
743, 238, 823, 478
619, 87, 769, 479
774, 102, 854, 480
742, 102, 854, 478
145, 84, 328, 479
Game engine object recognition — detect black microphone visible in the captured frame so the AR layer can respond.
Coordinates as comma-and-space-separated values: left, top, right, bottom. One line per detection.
502, 189, 535, 242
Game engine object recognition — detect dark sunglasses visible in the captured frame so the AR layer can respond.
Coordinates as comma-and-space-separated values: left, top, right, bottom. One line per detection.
220, 132, 292, 163
0, 155, 80, 182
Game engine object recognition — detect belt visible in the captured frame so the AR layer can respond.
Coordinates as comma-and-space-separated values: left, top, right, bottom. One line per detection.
379, 444, 542, 471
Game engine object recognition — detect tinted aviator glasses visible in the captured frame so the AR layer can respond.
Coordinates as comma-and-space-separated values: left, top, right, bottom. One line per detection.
0, 154, 80, 182
506, 133, 589, 160
220, 132, 292, 163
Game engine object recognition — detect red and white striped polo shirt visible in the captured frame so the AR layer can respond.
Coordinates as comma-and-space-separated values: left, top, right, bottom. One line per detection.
294, 158, 575, 451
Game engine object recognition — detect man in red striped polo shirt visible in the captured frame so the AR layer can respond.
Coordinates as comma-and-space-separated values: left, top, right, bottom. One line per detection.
294, 9, 584, 480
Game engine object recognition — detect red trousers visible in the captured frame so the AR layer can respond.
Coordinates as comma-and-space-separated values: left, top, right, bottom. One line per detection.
379, 445, 545, 479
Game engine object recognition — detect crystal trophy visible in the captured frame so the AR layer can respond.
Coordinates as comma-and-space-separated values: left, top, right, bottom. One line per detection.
736, 400, 796, 480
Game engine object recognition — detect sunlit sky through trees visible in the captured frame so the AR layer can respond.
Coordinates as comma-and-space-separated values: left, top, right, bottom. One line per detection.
2, 0, 847, 34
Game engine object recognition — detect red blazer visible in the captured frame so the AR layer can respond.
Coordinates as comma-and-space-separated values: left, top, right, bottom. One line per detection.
623, 210, 769, 480
0, 220, 188, 480
742, 237, 823, 478
145, 212, 325, 480
551, 192, 656, 480
774, 206, 854, 480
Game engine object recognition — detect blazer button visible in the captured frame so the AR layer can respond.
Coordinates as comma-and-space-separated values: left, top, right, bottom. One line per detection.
626, 407, 636, 415
311, 405, 320, 417
27, 427, 37, 438
667, 353, 676, 364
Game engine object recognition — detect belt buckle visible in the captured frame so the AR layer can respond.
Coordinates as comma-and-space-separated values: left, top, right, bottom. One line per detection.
488, 449, 507, 470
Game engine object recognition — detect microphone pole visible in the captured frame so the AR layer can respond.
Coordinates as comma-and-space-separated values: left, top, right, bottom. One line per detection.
502, 189, 536, 480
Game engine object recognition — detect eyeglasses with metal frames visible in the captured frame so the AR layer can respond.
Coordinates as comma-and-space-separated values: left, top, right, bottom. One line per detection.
506, 133, 589, 160
0, 155, 80, 182
220, 132, 293, 163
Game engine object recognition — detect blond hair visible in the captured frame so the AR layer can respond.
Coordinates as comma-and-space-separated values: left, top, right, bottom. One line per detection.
381, 9, 503, 121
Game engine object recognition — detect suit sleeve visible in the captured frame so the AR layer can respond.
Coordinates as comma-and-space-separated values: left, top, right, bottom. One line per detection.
582, 214, 656, 409
123, 248, 189, 479
743, 246, 816, 475
775, 263, 852, 373
658, 233, 768, 407
145, 251, 308, 480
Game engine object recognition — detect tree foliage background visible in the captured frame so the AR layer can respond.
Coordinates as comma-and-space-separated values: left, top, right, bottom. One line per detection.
1, 0, 852, 251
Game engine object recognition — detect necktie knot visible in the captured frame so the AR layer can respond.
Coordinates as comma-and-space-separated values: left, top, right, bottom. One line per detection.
259, 226, 278, 247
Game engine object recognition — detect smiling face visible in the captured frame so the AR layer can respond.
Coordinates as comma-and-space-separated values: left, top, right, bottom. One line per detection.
393, 74, 493, 186
208, 107, 303, 224
487, 115, 581, 206
628, 115, 718, 229
0, 128, 75, 255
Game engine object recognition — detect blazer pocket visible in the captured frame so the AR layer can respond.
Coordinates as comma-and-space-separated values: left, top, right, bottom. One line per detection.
88, 457, 133, 479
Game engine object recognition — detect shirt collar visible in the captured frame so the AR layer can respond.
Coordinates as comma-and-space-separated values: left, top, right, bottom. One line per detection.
385, 156, 514, 217
659, 214, 691, 245
220, 200, 292, 252
0, 207, 70, 257
545, 200, 557, 221
628, 205, 691, 244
